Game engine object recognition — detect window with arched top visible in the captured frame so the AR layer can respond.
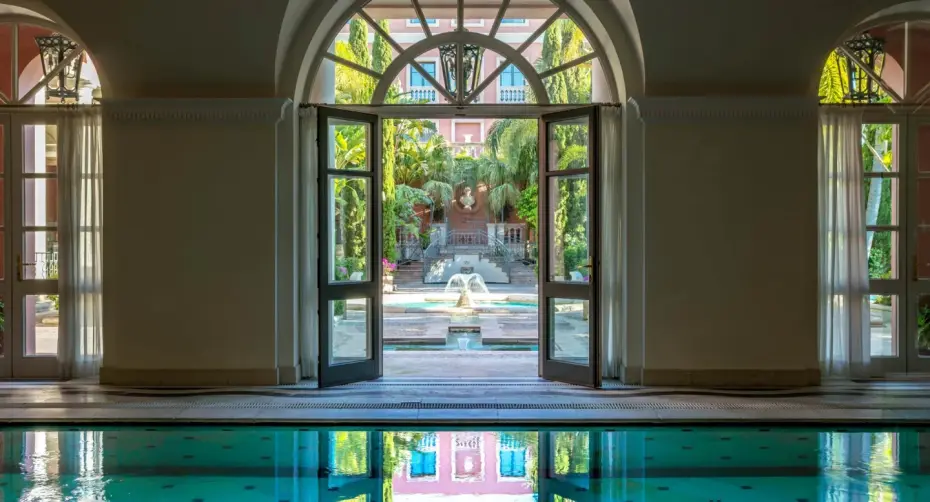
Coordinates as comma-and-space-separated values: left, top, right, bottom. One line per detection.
818, 20, 930, 105
316, 0, 610, 106
0, 20, 102, 105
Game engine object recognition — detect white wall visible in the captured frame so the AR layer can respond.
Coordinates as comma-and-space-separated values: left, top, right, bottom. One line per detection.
99, 99, 290, 385
629, 97, 820, 385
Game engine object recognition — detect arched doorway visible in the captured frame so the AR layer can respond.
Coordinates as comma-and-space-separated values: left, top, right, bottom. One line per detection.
0, 7, 104, 380
297, 0, 625, 388
818, 7, 930, 376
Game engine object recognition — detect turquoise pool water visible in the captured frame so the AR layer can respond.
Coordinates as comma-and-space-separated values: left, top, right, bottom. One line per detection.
384, 343, 538, 351
1, 426, 928, 501
387, 301, 538, 309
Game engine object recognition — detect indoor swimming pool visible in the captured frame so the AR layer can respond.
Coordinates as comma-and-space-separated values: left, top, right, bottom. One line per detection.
0, 426, 927, 501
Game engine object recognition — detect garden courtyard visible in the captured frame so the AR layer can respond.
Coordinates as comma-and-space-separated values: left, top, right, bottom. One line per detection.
331, 284, 591, 378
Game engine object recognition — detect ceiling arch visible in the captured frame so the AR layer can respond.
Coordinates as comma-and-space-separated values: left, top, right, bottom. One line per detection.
277, 0, 644, 102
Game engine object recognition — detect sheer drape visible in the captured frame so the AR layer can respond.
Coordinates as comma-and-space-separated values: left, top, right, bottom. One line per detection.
819, 109, 870, 379
600, 105, 624, 378
299, 106, 319, 379
58, 108, 104, 379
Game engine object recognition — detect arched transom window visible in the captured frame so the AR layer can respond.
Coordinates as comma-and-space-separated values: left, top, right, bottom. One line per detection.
0, 18, 102, 105
819, 20, 930, 105
318, 0, 609, 105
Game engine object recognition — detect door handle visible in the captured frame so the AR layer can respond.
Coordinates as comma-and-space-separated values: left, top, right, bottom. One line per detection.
16, 254, 35, 281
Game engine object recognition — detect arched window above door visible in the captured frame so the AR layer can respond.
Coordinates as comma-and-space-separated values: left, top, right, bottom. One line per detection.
818, 19, 930, 105
316, 0, 612, 105
0, 17, 102, 106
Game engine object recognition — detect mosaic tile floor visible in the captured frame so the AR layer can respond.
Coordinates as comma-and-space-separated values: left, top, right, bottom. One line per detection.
0, 379, 929, 424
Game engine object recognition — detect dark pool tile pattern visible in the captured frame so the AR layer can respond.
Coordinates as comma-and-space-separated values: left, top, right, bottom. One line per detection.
0, 427, 928, 501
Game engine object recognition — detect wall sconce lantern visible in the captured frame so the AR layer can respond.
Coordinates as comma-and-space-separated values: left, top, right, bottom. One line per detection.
35, 33, 83, 101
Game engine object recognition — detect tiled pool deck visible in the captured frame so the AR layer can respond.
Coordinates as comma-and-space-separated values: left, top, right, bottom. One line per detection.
1, 379, 930, 425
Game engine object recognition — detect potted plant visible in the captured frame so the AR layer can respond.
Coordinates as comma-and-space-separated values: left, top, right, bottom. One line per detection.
382, 258, 397, 292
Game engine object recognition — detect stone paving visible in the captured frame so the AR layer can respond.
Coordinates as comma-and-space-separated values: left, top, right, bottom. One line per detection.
3, 380, 930, 424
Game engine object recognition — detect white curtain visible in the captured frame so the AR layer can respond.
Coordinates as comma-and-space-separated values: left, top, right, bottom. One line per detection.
299, 106, 319, 379
600, 105, 624, 378
58, 108, 104, 379
818, 109, 871, 379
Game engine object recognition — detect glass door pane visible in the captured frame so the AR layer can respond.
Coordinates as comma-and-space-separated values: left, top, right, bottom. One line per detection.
909, 119, 930, 372
318, 107, 382, 388
319, 431, 383, 502
9, 117, 59, 378
538, 108, 599, 387
865, 120, 905, 375
0, 115, 9, 378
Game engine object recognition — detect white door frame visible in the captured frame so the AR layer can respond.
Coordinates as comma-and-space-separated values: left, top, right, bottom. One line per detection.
856, 105, 930, 376
306, 103, 611, 384
0, 108, 64, 379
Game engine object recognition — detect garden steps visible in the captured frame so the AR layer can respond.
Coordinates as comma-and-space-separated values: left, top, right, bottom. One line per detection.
509, 262, 537, 285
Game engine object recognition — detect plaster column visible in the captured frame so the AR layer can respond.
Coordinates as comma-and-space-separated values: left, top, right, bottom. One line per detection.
626, 96, 821, 387
99, 98, 291, 386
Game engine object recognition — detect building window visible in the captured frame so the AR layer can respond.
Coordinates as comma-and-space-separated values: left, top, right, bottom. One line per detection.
499, 65, 525, 87
410, 433, 438, 479
452, 19, 485, 28
410, 62, 436, 87
498, 434, 526, 478
407, 18, 439, 27
498, 64, 526, 103
410, 450, 438, 477
500, 19, 529, 26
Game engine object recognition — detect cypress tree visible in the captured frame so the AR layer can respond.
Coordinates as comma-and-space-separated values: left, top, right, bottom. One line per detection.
373, 20, 397, 262
372, 20, 392, 74
349, 19, 371, 69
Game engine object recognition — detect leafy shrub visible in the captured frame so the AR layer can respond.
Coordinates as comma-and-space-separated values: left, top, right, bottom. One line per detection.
919, 305, 930, 352
563, 242, 588, 277
335, 257, 367, 281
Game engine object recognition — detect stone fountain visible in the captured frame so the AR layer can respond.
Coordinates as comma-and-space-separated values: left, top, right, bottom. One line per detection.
445, 273, 488, 350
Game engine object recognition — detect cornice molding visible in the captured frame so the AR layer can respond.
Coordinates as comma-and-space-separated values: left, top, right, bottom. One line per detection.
628, 96, 819, 123
103, 99, 293, 123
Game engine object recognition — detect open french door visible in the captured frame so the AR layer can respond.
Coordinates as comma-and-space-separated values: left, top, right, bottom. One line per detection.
0, 113, 61, 380
538, 108, 600, 387
318, 107, 383, 388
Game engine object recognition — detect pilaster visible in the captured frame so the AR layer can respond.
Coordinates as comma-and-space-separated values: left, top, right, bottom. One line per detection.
625, 96, 821, 387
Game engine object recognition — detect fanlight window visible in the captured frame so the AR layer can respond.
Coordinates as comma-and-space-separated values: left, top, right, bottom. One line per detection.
0, 22, 101, 105
320, 0, 604, 105
819, 21, 930, 105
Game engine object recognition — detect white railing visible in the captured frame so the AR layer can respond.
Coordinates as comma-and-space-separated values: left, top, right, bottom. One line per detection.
409, 87, 438, 103
487, 223, 528, 259
452, 143, 483, 158
498, 87, 526, 103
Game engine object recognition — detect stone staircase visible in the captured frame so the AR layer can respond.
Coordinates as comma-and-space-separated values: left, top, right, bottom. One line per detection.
394, 261, 424, 287
509, 262, 538, 286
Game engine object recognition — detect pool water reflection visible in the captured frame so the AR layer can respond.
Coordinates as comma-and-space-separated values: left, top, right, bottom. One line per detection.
0, 427, 928, 501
